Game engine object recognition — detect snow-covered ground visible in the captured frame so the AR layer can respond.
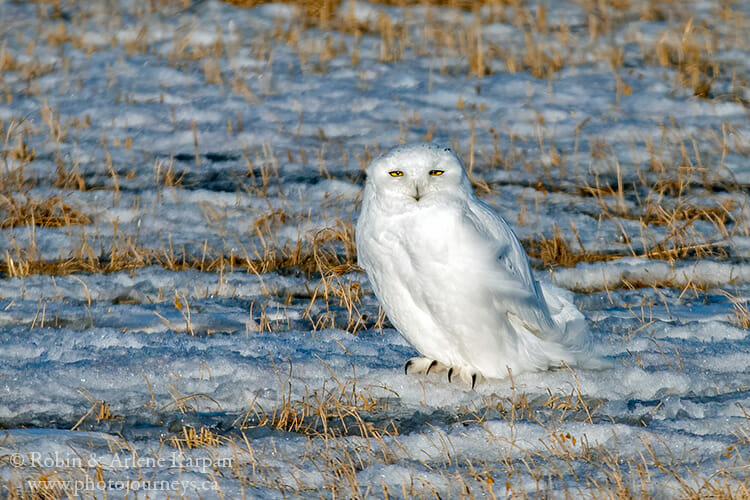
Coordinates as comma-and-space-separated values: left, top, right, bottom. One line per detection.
1, 0, 749, 497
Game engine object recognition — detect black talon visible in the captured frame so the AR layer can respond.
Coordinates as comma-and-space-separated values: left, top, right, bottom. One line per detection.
447, 367, 454, 383
426, 360, 438, 375
471, 373, 477, 389
404, 360, 413, 375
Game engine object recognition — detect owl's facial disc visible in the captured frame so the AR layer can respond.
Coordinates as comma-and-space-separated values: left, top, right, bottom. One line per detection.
369, 145, 469, 203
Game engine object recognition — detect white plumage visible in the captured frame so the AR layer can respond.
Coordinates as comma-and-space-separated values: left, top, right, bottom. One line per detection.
356, 143, 593, 387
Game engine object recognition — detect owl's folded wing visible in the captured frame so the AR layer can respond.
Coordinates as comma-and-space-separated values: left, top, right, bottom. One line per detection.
463, 199, 559, 340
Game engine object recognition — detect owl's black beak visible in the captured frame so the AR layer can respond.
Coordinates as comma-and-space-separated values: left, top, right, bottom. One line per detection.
413, 185, 421, 202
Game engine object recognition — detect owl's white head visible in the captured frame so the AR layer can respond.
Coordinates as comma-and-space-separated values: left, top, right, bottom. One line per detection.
365, 143, 474, 206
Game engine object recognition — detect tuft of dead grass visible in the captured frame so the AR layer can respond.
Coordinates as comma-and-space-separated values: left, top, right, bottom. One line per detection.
71, 389, 124, 431
240, 360, 395, 439
0, 195, 91, 229
719, 289, 750, 330
524, 223, 620, 268
169, 426, 225, 450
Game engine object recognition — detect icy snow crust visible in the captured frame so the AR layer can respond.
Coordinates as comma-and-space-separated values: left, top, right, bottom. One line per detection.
1, 0, 749, 497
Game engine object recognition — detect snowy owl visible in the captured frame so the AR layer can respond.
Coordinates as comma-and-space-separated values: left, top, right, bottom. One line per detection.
356, 143, 592, 387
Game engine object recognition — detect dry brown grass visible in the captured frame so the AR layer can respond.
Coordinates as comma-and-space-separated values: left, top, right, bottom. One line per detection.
719, 289, 750, 330
302, 221, 369, 333
523, 216, 730, 270
4, 364, 750, 499
240, 361, 395, 439
0, 195, 90, 229
169, 426, 224, 450
523, 223, 620, 268
5, 470, 70, 500
225, 0, 500, 18
519, 114, 747, 270
1, 118, 36, 181
242, 366, 750, 499
71, 390, 124, 431
0, 185, 361, 278
220, 0, 749, 95
233, 363, 407, 497
223, 0, 573, 79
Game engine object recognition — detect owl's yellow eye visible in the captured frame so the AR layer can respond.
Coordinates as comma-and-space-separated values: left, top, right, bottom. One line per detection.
429, 169, 444, 176
389, 171, 404, 177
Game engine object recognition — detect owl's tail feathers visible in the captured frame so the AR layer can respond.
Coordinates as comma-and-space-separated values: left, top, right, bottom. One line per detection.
540, 282, 612, 371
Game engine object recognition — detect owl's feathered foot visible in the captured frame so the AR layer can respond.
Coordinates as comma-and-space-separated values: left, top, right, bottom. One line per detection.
447, 366, 484, 389
405, 358, 483, 389
404, 357, 448, 375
